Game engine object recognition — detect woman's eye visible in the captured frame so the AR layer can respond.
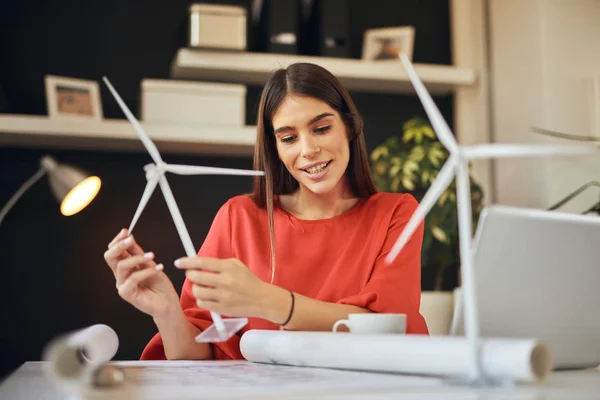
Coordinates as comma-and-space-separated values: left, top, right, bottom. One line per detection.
280, 135, 296, 144
314, 125, 331, 134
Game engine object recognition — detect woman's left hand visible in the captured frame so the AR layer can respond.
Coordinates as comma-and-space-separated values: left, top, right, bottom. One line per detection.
175, 257, 279, 319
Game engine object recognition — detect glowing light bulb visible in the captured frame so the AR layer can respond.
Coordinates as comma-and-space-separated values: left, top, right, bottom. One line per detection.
60, 176, 102, 216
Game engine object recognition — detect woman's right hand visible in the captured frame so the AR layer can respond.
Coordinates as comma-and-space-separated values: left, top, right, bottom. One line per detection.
104, 229, 180, 319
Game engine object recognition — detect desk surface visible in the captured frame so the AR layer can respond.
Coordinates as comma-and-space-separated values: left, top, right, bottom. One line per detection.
1, 361, 599, 400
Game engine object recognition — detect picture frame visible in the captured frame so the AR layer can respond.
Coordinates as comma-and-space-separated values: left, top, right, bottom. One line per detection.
45, 75, 103, 120
361, 26, 415, 62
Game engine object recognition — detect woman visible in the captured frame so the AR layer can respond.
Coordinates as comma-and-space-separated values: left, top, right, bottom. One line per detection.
104, 63, 428, 361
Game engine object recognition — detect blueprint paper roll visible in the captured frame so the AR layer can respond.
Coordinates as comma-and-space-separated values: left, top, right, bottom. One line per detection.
240, 330, 553, 383
43, 324, 119, 387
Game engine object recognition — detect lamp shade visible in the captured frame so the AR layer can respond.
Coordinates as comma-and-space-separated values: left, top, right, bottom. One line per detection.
40, 156, 101, 216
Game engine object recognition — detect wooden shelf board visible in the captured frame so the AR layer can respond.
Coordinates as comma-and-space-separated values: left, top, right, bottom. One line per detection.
171, 49, 476, 95
0, 115, 256, 157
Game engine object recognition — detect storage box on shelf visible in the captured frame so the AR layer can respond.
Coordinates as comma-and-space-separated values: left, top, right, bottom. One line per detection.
188, 3, 247, 50
141, 79, 246, 127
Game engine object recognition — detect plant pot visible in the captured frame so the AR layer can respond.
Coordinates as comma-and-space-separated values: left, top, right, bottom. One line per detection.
420, 291, 454, 335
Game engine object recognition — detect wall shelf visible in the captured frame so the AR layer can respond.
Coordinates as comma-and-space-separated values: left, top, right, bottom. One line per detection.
0, 114, 256, 156
171, 49, 476, 95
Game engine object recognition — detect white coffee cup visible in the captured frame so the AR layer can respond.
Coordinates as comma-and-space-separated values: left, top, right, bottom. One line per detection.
332, 313, 407, 334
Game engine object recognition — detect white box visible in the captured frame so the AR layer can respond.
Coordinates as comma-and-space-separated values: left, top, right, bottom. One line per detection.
141, 79, 246, 127
189, 4, 246, 50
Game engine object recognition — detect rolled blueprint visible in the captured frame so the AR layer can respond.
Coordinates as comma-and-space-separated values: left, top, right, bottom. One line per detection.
240, 330, 553, 383
42, 324, 121, 388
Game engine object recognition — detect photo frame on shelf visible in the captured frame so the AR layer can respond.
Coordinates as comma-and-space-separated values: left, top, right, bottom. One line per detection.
361, 26, 415, 62
45, 75, 103, 121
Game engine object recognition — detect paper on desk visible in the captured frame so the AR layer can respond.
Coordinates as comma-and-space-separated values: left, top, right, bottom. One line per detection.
42, 324, 118, 388
111, 360, 441, 398
240, 330, 554, 383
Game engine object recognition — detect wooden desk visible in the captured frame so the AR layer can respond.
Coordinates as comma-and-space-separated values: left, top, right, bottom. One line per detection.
1, 361, 598, 400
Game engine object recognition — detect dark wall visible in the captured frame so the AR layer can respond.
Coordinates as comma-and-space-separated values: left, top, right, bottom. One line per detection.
0, 0, 452, 379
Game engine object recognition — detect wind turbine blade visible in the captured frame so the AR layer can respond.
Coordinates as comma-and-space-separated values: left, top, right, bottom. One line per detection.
399, 53, 459, 154
462, 144, 597, 159
128, 177, 159, 233
165, 164, 265, 176
156, 173, 226, 333
102, 77, 163, 165
386, 155, 459, 264
156, 175, 196, 258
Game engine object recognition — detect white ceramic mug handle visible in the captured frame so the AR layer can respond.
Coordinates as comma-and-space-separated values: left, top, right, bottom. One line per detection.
332, 319, 350, 332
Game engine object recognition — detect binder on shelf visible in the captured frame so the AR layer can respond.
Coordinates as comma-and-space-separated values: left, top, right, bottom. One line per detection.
250, 0, 302, 54
303, 0, 350, 58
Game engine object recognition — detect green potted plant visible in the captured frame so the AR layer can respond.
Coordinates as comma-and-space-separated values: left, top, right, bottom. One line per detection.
370, 117, 484, 334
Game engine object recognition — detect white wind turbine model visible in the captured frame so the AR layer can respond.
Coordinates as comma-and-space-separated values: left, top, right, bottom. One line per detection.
103, 77, 264, 343
387, 54, 597, 384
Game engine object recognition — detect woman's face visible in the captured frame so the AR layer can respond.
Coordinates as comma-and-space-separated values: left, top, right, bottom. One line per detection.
272, 94, 350, 196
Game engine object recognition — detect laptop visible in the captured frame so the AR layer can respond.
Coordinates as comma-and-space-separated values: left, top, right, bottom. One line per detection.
451, 205, 600, 369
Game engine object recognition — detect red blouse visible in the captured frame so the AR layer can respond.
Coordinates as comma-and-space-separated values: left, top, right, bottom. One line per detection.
141, 192, 428, 360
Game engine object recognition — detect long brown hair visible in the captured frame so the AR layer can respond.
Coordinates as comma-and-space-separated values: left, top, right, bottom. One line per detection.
251, 63, 377, 282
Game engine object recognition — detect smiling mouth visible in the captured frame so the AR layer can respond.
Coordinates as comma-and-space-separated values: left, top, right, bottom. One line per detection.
301, 161, 332, 174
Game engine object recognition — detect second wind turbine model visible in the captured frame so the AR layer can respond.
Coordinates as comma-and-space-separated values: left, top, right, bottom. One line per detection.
387, 53, 597, 384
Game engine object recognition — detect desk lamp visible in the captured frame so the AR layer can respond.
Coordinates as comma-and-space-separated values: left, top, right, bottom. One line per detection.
0, 155, 101, 226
